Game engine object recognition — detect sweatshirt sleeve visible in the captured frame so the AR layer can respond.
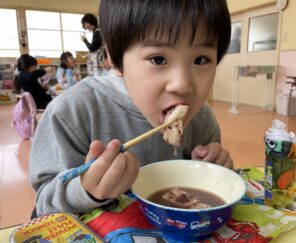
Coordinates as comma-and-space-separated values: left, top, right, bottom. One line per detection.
83, 29, 102, 52
29, 100, 111, 216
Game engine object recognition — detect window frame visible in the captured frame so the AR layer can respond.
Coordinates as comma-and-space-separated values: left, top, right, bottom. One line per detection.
25, 9, 89, 57
247, 12, 279, 53
0, 8, 20, 58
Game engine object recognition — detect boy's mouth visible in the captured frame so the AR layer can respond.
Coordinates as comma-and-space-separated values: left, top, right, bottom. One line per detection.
163, 106, 177, 117
162, 105, 190, 147
162, 106, 178, 123
162, 104, 188, 123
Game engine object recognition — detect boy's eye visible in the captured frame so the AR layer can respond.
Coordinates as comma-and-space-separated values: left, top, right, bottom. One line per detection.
150, 56, 167, 65
194, 56, 209, 65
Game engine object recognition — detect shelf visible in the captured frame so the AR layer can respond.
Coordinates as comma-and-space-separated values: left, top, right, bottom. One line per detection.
0, 89, 17, 104
39, 64, 59, 70
0, 63, 15, 90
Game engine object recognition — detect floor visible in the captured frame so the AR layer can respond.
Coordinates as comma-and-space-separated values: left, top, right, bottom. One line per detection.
0, 101, 295, 229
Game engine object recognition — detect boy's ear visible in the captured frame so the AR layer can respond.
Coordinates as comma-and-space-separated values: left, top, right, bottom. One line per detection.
114, 69, 123, 77
105, 48, 123, 77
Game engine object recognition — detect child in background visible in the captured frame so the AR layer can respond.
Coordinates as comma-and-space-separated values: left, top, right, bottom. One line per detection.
56, 52, 80, 87
17, 54, 53, 109
30, 0, 233, 216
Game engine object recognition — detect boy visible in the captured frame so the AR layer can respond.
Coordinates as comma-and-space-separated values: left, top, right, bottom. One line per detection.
30, 0, 232, 216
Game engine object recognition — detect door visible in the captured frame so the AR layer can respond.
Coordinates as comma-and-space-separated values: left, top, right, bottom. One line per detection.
214, 5, 280, 109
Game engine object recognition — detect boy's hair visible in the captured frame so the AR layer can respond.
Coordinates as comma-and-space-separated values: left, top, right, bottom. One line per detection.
60, 52, 73, 69
81, 13, 98, 29
17, 54, 38, 72
99, 0, 231, 70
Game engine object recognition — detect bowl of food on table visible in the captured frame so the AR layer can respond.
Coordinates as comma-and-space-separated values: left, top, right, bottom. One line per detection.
131, 159, 246, 241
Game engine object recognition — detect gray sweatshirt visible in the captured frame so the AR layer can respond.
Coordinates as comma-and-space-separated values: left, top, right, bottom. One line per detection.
29, 75, 221, 216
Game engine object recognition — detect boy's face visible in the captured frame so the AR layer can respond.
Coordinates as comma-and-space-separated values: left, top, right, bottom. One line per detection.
118, 31, 217, 128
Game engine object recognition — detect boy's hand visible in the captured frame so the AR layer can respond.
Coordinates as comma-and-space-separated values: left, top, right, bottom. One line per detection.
191, 143, 233, 169
80, 139, 140, 200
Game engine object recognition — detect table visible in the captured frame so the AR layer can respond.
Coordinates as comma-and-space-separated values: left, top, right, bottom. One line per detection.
229, 65, 278, 114
237, 167, 296, 242
1, 167, 296, 242
286, 76, 296, 83
49, 84, 65, 97
2, 224, 296, 242
286, 76, 296, 116
0, 225, 18, 242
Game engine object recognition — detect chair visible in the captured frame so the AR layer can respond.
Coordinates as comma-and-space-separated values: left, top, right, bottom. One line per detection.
286, 76, 296, 116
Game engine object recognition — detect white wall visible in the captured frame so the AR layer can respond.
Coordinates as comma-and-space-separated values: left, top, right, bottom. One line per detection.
0, 0, 98, 14
214, 5, 279, 108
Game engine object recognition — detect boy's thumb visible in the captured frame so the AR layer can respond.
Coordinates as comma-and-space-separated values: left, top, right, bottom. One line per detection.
193, 145, 209, 159
85, 140, 105, 162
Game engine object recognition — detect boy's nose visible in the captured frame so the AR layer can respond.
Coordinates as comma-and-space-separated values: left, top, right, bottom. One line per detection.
165, 69, 194, 95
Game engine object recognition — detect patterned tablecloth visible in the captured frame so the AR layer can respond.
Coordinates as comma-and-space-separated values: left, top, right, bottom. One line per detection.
79, 167, 296, 242
3, 167, 296, 242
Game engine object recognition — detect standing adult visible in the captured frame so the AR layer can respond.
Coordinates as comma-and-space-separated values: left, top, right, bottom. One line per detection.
81, 13, 103, 76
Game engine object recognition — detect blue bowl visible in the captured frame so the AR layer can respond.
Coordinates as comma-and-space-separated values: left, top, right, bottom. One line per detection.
131, 160, 246, 241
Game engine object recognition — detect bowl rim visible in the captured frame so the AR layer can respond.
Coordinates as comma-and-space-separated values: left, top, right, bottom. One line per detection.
131, 159, 247, 213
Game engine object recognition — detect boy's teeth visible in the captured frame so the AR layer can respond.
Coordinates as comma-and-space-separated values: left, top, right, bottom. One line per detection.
165, 107, 175, 116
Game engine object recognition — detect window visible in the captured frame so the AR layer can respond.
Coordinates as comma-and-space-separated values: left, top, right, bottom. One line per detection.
248, 13, 279, 52
0, 9, 20, 57
26, 10, 90, 57
227, 21, 242, 54
61, 13, 91, 53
